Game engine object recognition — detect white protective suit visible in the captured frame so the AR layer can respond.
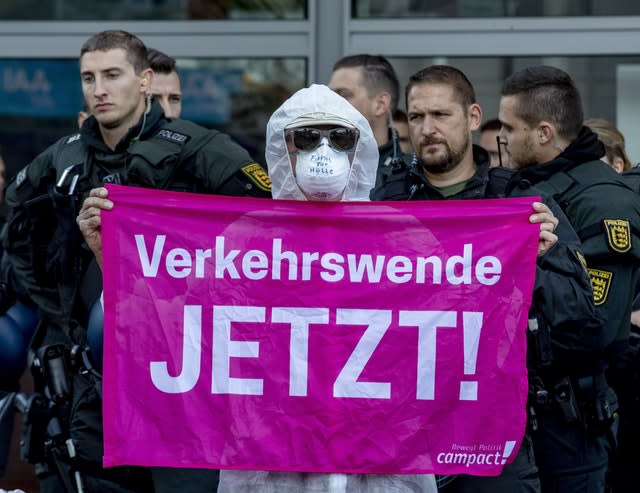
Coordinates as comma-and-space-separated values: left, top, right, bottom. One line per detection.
217, 84, 437, 493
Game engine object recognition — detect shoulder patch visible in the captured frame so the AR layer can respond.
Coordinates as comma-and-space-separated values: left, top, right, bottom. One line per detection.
15, 166, 28, 188
66, 133, 81, 144
588, 268, 613, 306
241, 162, 272, 192
156, 129, 190, 144
603, 219, 631, 253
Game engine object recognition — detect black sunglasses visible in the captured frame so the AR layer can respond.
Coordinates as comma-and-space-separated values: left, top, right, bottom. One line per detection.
286, 127, 360, 152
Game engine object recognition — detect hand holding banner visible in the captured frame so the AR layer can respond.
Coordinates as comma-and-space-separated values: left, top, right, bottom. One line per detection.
102, 184, 538, 475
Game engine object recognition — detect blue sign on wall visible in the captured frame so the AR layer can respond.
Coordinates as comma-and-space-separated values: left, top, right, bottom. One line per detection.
0, 59, 82, 118
0, 59, 243, 124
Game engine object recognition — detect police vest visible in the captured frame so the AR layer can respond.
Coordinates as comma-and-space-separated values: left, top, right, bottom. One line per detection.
532, 160, 640, 263
50, 120, 218, 193
6, 121, 218, 339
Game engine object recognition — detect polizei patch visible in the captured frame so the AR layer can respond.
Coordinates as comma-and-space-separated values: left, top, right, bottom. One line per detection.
156, 129, 190, 144
604, 219, 631, 253
242, 162, 272, 191
588, 268, 613, 306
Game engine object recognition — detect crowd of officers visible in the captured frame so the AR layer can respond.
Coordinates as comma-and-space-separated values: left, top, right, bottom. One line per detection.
1, 29, 640, 493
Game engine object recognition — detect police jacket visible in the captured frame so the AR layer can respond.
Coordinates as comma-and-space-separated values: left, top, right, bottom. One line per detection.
622, 167, 640, 316
374, 145, 604, 376
370, 127, 413, 198
623, 166, 640, 194
2, 100, 272, 347
514, 127, 640, 360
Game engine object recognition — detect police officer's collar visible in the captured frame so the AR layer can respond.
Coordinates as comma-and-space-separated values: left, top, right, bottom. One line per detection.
408, 144, 491, 197
80, 99, 166, 153
515, 126, 605, 183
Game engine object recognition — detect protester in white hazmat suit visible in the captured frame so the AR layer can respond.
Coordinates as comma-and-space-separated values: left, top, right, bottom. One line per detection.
217, 84, 438, 493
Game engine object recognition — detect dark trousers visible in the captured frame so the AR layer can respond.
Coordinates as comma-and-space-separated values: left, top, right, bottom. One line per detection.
607, 411, 635, 493
39, 466, 152, 493
39, 467, 219, 493
532, 406, 614, 493
606, 340, 640, 493
150, 468, 219, 493
438, 434, 541, 493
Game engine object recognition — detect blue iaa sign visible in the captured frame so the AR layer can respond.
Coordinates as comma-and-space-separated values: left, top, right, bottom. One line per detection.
0, 59, 82, 118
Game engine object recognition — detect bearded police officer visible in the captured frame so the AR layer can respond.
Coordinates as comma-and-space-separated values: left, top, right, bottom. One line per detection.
374, 65, 603, 493
2, 30, 271, 493
499, 65, 640, 492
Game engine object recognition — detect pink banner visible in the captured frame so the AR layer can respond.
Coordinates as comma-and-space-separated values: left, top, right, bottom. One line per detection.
102, 184, 538, 476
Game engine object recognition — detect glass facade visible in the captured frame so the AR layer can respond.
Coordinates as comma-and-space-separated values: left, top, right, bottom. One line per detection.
178, 57, 305, 165
353, 0, 640, 18
391, 55, 637, 120
0, 0, 306, 20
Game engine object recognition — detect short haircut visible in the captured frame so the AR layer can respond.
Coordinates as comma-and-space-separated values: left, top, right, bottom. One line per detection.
80, 30, 149, 75
147, 48, 178, 75
332, 54, 400, 112
584, 117, 632, 171
392, 108, 407, 123
405, 65, 476, 110
480, 118, 501, 133
501, 65, 583, 141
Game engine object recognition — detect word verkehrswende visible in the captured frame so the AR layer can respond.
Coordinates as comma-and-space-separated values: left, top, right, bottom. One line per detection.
135, 234, 503, 286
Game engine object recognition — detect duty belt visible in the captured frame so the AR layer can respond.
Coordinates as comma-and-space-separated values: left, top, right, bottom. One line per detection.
13, 344, 100, 493
528, 373, 616, 434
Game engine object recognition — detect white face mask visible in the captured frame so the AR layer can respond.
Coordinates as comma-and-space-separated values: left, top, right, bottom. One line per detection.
294, 138, 351, 201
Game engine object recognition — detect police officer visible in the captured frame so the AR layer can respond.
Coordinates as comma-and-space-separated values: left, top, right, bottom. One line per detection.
328, 54, 411, 194
1, 30, 271, 493
583, 117, 640, 493
499, 65, 640, 492
146, 47, 182, 119
373, 65, 604, 493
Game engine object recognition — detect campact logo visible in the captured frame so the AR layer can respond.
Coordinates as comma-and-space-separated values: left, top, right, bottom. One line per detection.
436, 440, 516, 467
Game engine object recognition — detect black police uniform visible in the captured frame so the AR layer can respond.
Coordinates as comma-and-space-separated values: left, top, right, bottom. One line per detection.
374, 145, 605, 493
516, 128, 640, 358
512, 127, 640, 493
1, 100, 271, 493
615, 165, 640, 493
623, 166, 640, 193
371, 127, 412, 198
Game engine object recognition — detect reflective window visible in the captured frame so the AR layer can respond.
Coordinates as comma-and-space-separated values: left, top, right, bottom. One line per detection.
389, 55, 640, 163
0, 57, 305, 180
354, 0, 640, 18
177, 57, 305, 164
0, 0, 306, 20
